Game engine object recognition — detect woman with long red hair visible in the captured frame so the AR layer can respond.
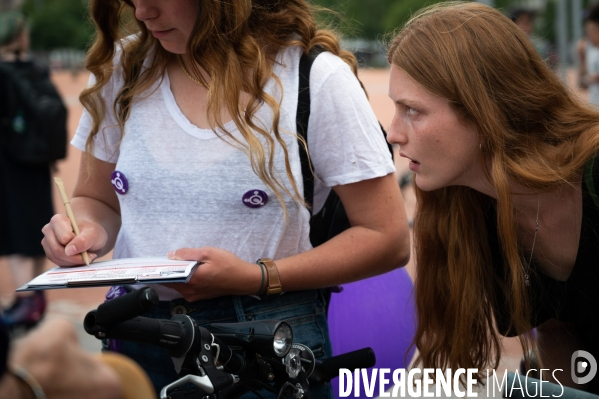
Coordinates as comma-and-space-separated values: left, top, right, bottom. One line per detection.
387, 1, 599, 393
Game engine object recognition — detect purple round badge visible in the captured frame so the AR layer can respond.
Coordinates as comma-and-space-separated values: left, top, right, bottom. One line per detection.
242, 190, 268, 208
111, 170, 128, 195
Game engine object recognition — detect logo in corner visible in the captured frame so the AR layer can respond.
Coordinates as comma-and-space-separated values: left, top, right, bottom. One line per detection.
571, 350, 597, 385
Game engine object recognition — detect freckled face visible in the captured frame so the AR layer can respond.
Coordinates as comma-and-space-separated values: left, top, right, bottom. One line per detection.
387, 65, 482, 192
131, 0, 198, 54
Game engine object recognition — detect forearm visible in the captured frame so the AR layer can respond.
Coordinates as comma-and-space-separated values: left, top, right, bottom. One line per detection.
276, 216, 410, 291
71, 196, 121, 257
276, 174, 410, 291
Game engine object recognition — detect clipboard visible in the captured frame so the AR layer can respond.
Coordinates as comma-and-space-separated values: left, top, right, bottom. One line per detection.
16, 257, 200, 292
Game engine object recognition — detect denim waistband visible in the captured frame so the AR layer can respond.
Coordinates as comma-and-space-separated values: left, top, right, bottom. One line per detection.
110, 287, 327, 327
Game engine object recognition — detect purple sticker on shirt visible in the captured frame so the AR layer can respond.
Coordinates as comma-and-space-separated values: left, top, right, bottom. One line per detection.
111, 170, 128, 195
242, 190, 268, 208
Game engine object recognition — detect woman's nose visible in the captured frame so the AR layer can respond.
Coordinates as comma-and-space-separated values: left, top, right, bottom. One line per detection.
134, 0, 159, 22
387, 114, 407, 146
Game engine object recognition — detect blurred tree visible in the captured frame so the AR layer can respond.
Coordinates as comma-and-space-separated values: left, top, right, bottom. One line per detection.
310, 0, 563, 43
0, 0, 24, 12
13, 0, 587, 52
21, 0, 93, 50
382, 0, 447, 37
539, 0, 557, 44
312, 0, 395, 39
313, 0, 478, 39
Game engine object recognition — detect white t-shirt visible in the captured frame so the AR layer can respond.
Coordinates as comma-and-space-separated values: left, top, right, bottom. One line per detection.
72, 43, 394, 300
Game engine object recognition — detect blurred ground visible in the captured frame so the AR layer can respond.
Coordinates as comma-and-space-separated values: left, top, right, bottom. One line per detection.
0, 67, 586, 373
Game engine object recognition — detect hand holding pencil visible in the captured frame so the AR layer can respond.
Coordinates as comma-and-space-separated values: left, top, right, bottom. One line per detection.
53, 177, 91, 266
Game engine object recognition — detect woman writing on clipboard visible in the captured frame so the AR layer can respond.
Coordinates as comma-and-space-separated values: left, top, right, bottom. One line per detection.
40, 0, 411, 396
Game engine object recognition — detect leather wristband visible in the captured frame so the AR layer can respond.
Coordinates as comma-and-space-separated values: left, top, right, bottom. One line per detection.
255, 261, 265, 296
257, 258, 282, 298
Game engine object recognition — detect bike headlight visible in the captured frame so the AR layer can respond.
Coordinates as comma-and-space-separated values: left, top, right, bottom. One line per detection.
273, 322, 293, 357
283, 347, 302, 378
207, 319, 294, 359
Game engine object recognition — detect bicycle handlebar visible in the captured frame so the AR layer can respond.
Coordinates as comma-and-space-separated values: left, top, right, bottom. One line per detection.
83, 287, 378, 398
84, 313, 195, 358
95, 287, 158, 327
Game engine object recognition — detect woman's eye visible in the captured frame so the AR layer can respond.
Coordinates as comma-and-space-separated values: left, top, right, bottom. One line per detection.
407, 107, 419, 116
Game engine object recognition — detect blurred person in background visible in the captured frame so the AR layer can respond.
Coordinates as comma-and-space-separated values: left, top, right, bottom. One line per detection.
577, 2, 599, 105
0, 316, 124, 399
0, 10, 67, 329
507, 6, 558, 70
508, 6, 536, 36
388, 1, 599, 393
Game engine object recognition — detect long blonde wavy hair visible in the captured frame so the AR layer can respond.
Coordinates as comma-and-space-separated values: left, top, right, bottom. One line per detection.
388, 2, 599, 374
80, 0, 359, 212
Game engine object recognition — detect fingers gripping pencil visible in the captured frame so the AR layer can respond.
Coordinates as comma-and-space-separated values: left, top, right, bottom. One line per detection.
53, 177, 91, 266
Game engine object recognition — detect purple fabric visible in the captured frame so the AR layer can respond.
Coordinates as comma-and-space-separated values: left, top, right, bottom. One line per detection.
105, 285, 129, 300
104, 286, 130, 352
328, 267, 416, 398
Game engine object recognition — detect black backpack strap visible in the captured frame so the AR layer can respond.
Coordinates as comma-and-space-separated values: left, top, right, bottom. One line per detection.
296, 48, 391, 248
297, 47, 348, 248
297, 47, 324, 215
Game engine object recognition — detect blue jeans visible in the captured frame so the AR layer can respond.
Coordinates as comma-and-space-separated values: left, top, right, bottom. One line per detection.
107, 289, 333, 398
